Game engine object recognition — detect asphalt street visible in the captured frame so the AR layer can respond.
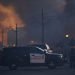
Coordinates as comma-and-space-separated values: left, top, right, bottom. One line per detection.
0, 64, 75, 75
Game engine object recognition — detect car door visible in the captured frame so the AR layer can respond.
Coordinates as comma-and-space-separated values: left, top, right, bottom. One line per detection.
29, 47, 46, 64
14, 47, 28, 65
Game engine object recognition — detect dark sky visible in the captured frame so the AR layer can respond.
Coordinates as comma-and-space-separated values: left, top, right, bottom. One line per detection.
0, 0, 75, 45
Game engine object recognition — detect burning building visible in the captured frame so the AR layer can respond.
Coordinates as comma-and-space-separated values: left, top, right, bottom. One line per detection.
0, 4, 24, 47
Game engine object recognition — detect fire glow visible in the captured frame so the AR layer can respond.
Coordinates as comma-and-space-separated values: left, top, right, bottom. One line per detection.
0, 4, 24, 45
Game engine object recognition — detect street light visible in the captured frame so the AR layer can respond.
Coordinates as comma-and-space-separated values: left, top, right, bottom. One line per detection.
65, 34, 69, 38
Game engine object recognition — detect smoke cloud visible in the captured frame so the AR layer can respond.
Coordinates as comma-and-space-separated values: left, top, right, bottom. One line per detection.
52, 0, 67, 12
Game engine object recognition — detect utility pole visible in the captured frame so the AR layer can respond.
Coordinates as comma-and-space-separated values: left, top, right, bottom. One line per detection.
41, 8, 45, 44
16, 24, 18, 47
2, 28, 4, 48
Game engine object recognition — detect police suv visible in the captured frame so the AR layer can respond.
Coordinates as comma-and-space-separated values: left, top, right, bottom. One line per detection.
0, 47, 64, 70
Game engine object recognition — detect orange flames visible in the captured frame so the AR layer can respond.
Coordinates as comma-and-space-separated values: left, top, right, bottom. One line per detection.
0, 4, 23, 30
0, 4, 24, 46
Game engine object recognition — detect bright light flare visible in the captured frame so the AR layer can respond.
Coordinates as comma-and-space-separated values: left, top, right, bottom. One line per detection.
65, 34, 69, 38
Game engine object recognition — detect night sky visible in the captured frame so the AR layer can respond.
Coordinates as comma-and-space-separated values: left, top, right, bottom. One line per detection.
0, 0, 75, 45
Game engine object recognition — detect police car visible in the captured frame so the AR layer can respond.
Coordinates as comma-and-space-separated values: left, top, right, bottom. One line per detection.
1, 46, 64, 70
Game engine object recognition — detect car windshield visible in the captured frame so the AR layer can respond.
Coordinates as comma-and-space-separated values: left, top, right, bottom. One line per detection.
36, 47, 45, 52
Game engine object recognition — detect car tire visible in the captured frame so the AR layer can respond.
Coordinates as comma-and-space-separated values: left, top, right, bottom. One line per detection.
8, 64, 17, 70
48, 61, 56, 69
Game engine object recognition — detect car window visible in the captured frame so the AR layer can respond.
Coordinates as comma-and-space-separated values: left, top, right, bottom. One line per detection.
27, 47, 44, 54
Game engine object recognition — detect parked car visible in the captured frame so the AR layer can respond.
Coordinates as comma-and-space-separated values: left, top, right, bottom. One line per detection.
0, 46, 64, 70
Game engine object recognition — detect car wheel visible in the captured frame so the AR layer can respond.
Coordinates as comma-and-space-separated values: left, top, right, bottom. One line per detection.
48, 61, 56, 69
9, 64, 17, 70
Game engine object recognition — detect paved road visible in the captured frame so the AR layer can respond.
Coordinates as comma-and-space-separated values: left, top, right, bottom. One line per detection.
0, 64, 75, 75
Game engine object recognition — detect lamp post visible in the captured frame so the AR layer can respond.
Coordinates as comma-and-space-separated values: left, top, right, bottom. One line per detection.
16, 24, 18, 47
65, 34, 70, 45
2, 28, 4, 48
41, 8, 45, 44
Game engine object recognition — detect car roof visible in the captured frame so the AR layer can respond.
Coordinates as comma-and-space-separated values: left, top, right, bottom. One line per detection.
27, 44, 48, 49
